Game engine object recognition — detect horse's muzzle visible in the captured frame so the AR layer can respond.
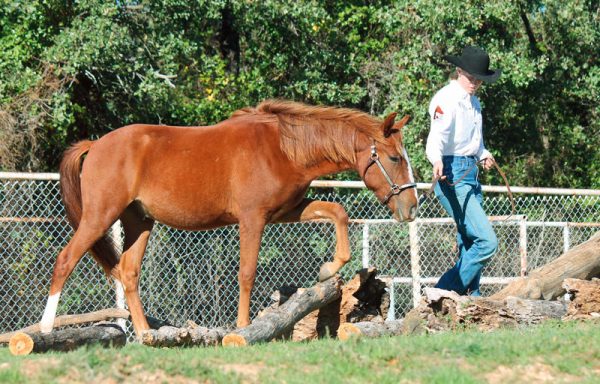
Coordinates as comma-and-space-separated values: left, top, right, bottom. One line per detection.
394, 203, 418, 222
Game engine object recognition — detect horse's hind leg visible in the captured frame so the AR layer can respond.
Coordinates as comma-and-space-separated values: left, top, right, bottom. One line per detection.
118, 207, 154, 339
274, 199, 350, 281
237, 214, 267, 328
40, 222, 114, 333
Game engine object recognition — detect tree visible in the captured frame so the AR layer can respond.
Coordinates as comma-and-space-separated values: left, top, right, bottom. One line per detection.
0, 0, 597, 189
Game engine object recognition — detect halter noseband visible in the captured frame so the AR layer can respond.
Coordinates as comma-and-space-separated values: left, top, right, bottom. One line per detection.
366, 143, 417, 205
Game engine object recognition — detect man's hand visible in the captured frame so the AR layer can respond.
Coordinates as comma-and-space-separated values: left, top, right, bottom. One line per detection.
481, 157, 495, 170
433, 160, 443, 179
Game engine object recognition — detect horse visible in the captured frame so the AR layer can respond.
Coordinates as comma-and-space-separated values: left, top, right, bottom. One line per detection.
40, 99, 418, 338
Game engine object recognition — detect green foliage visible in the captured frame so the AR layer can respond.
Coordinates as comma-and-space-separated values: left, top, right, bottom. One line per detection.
0, 0, 598, 188
11, 229, 50, 280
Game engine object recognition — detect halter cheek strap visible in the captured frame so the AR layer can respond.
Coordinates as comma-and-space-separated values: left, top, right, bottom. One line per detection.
367, 143, 417, 205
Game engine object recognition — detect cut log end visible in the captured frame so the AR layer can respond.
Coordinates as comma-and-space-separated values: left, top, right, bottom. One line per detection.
337, 323, 361, 341
222, 334, 247, 347
9, 332, 34, 356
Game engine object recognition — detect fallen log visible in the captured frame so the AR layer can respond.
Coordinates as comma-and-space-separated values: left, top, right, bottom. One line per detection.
505, 296, 568, 325
0, 308, 130, 344
491, 230, 600, 301
337, 319, 404, 341
402, 288, 567, 335
141, 321, 229, 347
291, 268, 389, 341
222, 275, 344, 346
9, 323, 126, 356
563, 278, 600, 319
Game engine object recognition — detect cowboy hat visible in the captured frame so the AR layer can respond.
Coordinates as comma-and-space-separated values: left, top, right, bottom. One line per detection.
444, 46, 501, 83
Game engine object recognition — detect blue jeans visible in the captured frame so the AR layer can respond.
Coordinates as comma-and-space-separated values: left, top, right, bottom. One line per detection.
433, 156, 498, 296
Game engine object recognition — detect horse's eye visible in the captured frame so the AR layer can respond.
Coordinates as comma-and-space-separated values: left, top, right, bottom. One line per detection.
389, 156, 400, 163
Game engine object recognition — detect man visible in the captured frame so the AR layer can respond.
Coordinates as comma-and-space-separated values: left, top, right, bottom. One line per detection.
425, 46, 501, 296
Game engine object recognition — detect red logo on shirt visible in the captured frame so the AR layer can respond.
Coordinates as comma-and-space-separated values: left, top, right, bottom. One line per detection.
434, 106, 444, 120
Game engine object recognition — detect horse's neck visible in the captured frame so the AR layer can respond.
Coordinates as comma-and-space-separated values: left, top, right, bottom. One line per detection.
305, 162, 354, 181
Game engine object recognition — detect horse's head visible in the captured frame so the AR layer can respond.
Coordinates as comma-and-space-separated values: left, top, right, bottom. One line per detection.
358, 112, 418, 222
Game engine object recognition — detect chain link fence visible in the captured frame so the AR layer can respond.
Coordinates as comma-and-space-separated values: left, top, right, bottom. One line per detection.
1, 173, 599, 340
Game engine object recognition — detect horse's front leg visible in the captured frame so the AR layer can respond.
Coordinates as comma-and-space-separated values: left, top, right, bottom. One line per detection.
236, 214, 267, 328
274, 199, 350, 282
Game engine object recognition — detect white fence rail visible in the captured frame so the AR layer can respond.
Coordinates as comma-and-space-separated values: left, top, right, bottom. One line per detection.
1, 172, 599, 339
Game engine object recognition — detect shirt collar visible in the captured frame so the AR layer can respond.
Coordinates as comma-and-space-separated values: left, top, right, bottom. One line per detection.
450, 80, 471, 100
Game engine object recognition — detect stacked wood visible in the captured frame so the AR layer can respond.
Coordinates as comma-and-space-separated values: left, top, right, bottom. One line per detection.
491, 230, 600, 301
563, 278, 600, 320
402, 288, 568, 335
9, 323, 126, 356
222, 275, 344, 346
141, 321, 229, 347
291, 268, 389, 341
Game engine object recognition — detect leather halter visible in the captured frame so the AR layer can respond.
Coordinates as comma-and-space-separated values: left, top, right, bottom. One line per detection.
365, 143, 417, 205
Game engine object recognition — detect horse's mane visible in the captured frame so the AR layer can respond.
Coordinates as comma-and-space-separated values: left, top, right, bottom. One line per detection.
232, 100, 386, 166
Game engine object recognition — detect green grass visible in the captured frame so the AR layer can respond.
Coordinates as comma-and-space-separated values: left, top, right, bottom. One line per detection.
1, 320, 599, 383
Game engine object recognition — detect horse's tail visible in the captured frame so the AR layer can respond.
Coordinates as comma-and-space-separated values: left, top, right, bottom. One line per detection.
60, 141, 120, 278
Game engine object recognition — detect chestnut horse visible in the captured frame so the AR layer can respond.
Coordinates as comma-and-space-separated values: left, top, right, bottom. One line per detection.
40, 100, 418, 338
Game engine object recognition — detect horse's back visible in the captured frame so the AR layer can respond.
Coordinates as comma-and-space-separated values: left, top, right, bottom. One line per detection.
78, 119, 297, 229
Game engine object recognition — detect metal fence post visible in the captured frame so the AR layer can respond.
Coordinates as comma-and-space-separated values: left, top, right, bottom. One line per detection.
387, 280, 396, 321
362, 223, 370, 268
519, 216, 528, 277
409, 221, 421, 308
563, 225, 571, 253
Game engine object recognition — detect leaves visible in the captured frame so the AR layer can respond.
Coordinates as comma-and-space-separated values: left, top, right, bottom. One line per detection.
0, 0, 598, 187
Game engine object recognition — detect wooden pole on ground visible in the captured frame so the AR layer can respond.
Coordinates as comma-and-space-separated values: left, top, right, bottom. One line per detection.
0, 308, 130, 344
222, 275, 344, 346
337, 320, 404, 341
291, 268, 389, 341
9, 324, 126, 356
141, 321, 229, 347
491, 230, 600, 301
402, 288, 568, 335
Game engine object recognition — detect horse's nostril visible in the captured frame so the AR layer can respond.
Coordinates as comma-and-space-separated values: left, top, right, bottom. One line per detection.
395, 211, 404, 222
410, 205, 418, 218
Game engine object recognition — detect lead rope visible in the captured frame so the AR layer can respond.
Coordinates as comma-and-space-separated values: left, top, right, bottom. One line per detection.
419, 160, 515, 220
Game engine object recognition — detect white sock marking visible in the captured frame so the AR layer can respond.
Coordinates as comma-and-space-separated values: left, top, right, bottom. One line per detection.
40, 292, 61, 333
114, 278, 127, 332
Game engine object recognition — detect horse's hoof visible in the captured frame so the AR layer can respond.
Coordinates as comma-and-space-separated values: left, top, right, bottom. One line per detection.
318, 262, 336, 282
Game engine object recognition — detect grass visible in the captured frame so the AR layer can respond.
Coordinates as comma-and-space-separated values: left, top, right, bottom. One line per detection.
1, 320, 599, 383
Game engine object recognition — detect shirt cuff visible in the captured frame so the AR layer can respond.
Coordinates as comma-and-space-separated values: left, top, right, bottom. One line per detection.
479, 149, 492, 161
427, 154, 442, 165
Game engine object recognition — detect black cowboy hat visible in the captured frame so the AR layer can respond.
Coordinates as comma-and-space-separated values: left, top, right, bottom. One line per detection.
444, 46, 501, 83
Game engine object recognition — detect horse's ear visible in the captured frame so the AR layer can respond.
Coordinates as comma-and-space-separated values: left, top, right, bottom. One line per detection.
393, 115, 411, 131
382, 112, 398, 138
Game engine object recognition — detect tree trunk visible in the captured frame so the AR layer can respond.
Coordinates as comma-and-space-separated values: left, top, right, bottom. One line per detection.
337, 320, 404, 341
222, 275, 344, 346
0, 308, 130, 344
563, 278, 600, 319
491, 231, 600, 300
291, 268, 389, 341
141, 321, 229, 347
9, 324, 126, 355
403, 288, 567, 335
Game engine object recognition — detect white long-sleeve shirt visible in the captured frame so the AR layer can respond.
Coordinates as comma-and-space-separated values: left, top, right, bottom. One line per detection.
425, 80, 492, 165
